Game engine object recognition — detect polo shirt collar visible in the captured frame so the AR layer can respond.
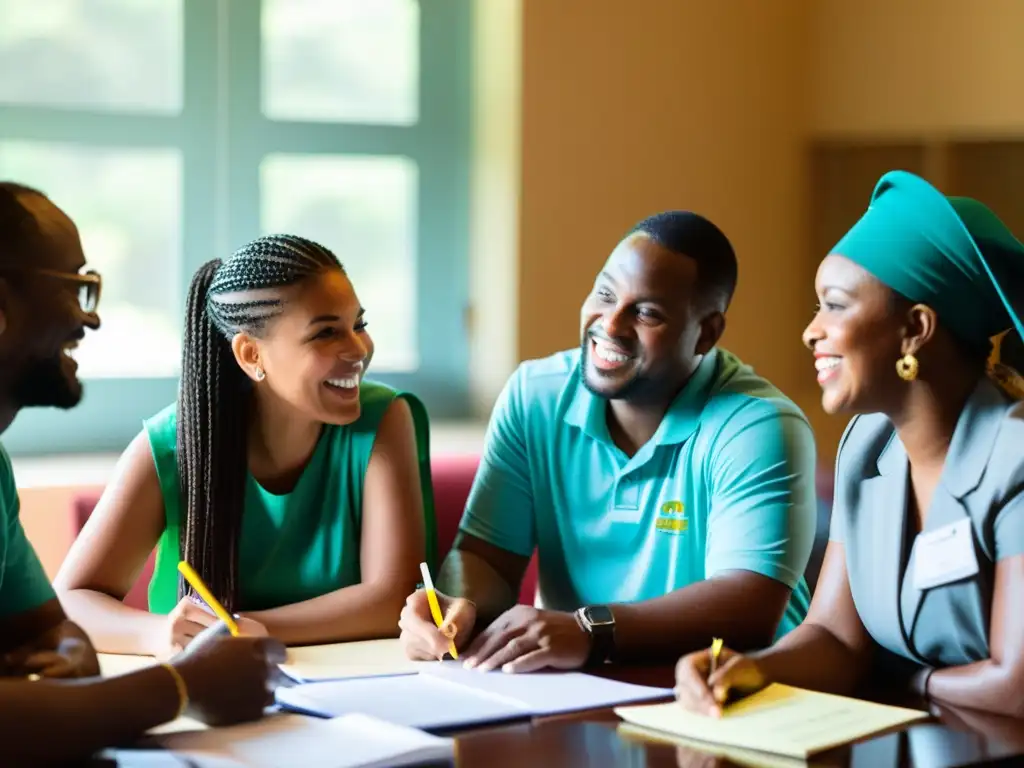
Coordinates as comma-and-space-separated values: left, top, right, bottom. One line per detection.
563, 348, 720, 447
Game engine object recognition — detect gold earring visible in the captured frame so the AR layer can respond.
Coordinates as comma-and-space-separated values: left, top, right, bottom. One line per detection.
896, 353, 919, 382
254, 366, 265, 382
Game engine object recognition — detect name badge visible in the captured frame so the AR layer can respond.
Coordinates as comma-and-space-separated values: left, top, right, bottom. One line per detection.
912, 517, 980, 591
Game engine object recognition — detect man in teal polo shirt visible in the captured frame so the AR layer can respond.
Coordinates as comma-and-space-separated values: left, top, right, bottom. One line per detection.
400, 210, 817, 672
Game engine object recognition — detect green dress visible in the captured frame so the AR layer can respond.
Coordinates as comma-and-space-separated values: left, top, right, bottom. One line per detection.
143, 381, 435, 614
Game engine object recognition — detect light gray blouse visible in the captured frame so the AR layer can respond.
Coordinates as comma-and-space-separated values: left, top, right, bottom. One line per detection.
830, 378, 1024, 668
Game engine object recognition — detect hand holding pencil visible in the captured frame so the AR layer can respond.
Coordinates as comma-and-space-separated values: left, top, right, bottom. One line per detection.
159, 562, 268, 657
673, 639, 770, 718
398, 563, 479, 661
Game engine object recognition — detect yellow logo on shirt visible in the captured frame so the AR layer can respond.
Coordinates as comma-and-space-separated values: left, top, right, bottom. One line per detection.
655, 501, 688, 534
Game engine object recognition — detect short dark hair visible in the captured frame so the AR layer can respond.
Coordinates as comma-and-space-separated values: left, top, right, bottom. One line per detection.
179, 235, 344, 610
0, 181, 48, 268
629, 211, 738, 309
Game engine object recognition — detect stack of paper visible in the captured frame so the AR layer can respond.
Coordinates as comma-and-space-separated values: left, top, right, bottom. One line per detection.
615, 684, 929, 759
277, 660, 673, 730
150, 712, 454, 768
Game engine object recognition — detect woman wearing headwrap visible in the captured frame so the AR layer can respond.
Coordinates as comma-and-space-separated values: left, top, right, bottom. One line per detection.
673, 170, 1024, 717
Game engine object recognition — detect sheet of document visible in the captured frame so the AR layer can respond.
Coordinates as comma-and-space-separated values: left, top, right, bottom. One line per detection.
614, 684, 929, 758
154, 712, 454, 768
276, 673, 528, 730
279, 638, 422, 682
421, 661, 673, 716
101, 750, 244, 767
277, 662, 673, 730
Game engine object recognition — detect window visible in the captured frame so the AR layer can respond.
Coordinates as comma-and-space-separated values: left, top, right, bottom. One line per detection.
0, 0, 470, 454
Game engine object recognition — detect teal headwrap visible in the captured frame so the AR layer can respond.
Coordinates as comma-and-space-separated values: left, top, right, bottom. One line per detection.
832, 170, 1024, 373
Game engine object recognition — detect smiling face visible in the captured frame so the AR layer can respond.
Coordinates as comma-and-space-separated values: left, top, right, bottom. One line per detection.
578, 233, 722, 403
802, 254, 909, 415
234, 269, 373, 425
0, 193, 101, 411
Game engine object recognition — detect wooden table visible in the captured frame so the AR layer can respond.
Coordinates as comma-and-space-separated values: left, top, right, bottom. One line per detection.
450, 665, 1024, 768
89, 663, 1024, 767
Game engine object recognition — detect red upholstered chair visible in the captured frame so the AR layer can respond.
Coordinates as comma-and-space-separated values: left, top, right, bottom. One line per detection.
423, 453, 539, 605
69, 453, 540, 609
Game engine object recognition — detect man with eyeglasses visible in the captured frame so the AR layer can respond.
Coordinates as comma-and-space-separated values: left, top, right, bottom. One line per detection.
0, 182, 285, 763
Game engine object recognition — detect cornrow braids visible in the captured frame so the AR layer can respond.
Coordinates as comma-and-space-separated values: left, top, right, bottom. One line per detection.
177, 234, 343, 610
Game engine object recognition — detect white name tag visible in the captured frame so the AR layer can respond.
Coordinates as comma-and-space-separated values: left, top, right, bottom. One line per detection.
912, 517, 980, 591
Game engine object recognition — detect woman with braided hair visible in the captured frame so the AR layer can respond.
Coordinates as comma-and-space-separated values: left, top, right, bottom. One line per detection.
55, 234, 435, 655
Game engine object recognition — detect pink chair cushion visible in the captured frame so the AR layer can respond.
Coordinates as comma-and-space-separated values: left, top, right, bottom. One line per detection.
70, 452, 540, 610
430, 454, 539, 606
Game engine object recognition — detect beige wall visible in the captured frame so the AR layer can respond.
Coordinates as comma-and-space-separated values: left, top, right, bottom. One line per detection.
513, 0, 817, 423
22, 1, 1024, 567
810, 0, 1024, 136
19, 487, 87, 578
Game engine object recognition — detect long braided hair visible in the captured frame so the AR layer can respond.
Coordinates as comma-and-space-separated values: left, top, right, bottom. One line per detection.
178, 234, 343, 610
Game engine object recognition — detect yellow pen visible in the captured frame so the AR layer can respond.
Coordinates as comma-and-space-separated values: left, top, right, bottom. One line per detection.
178, 561, 240, 637
419, 561, 458, 660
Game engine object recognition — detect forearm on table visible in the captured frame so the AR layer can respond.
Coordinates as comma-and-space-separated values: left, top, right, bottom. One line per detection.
611, 577, 789, 662
245, 582, 410, 646
0, 665, 181, 764
924, 660, 1024, 718
59, 589, 165, 656
437, 549, 517, 628
749, 622, 871, 696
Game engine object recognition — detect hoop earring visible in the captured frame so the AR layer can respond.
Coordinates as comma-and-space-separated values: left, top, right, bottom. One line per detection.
896, 353, 919, 382
254, 366, 266, 382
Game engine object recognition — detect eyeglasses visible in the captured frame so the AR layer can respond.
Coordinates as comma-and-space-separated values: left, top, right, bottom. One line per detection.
0, 267, 102, 313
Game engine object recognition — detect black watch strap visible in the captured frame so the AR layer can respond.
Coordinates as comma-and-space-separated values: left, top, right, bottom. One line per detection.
576, 606, 616, 666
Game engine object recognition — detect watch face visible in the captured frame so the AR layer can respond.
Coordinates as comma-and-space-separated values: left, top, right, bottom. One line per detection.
584, 605, 614, 626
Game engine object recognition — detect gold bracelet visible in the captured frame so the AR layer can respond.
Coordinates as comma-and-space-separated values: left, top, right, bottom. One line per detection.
160, 663, 189, 719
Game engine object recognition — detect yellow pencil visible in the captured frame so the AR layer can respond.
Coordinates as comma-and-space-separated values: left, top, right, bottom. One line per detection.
709, 637, 724, 676
178, 561, 240, 637
419, 561, 458, 660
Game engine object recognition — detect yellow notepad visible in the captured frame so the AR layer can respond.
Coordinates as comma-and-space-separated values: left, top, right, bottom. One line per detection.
615, 684, 929, 759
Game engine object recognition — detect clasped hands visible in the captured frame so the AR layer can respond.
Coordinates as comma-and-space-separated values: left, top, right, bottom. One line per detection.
399, 589, 592, 673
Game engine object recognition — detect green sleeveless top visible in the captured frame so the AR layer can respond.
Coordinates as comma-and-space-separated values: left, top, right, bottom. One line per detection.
143, 381, 436, 615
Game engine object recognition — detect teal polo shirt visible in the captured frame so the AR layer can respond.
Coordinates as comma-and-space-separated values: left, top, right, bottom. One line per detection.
0, 444, 56, 618
460, 347, 817, 638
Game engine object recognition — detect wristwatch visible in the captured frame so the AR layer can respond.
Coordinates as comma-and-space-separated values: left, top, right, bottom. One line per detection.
574, 605, 616, 666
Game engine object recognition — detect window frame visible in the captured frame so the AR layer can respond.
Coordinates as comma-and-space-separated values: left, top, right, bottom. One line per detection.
0, 0, 471, 456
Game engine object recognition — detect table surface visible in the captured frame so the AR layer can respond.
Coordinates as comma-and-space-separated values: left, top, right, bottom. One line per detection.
92, 662, 1024, 768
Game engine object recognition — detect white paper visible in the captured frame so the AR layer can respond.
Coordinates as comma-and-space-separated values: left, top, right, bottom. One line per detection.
422, 661, 673, 715
276, 674, 528, 730
277, 663, 672, 730
105, 751, 244, 767
154, 713, 454, 768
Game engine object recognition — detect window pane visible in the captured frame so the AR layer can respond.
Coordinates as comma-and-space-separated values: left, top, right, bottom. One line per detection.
0, 0, 182, 113
0, 141, 182, 378
261, 154, 417, 372
262, 0, 419, 124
